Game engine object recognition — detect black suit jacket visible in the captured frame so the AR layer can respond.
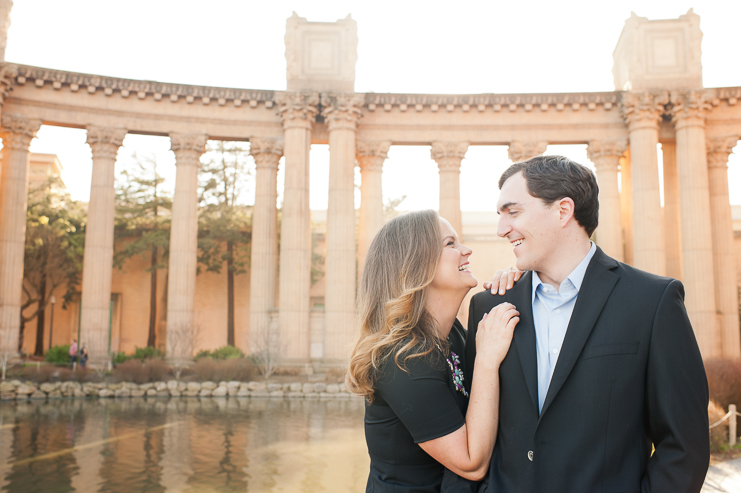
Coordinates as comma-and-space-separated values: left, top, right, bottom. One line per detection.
465, 247, 709, 493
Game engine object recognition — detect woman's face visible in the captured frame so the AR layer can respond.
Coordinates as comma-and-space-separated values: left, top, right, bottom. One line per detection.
430, 217, 477, 294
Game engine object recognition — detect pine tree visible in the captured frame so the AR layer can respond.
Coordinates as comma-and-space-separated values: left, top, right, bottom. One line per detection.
113, 152, 172, 348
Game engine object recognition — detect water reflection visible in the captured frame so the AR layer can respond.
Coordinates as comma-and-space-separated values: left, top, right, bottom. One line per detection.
0, 398, 368, 492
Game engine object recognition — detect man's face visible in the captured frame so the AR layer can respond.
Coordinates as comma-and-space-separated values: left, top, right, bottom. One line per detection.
496, 172, 561, 273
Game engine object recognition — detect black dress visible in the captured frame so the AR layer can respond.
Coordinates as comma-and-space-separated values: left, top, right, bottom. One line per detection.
364, 320, 470, 492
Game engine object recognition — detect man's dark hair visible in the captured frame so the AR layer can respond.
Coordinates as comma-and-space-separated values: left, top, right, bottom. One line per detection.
498, 155, 599, 236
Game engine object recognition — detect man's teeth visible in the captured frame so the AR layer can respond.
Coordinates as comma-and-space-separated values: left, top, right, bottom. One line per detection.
512, 239, 524, 247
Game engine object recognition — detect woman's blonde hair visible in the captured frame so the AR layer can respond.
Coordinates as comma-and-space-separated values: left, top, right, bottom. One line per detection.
346, 209, 446, 402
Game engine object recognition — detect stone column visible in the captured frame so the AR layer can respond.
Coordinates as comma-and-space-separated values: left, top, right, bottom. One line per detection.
357, 141, 391, 276
620, 91, 668, 275
587, 140, 627, 262
0, 115, 41, 358
276, 92, 318, 362
661, 142, 683, 280
0, 0, 13, 62
670, 89, 720, 358
619, 150, 634, 265
79, 126, 126, 367
248, 138, 283, 356
321, 94, 363, 362
431, 142, 469, 235
508, 141, 548, 164
706, 135, 741, 358
166, 133, 207, 363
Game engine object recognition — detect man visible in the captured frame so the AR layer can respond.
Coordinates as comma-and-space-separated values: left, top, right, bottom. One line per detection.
465, 155, 709, 492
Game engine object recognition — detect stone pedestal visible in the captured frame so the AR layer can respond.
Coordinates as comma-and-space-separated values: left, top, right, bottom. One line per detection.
80, 126, 126, 367
621, 91, 668, 275
588, 140, 627, 262
671, 89, 720, 358
0, 115, 41, 357
431, 142, 468, 235
661, 142, 682, 280
277, 92, 318, 362
166, 133, 207, 363
321, 94, 362, 361
706, 135, 741, 358
357, 141, 390, 276
248, 138, 283, 356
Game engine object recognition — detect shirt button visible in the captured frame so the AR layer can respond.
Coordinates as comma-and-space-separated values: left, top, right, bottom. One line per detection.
552, 349, 558, 354
528, 450, 534, 461
556, 309, 561, 314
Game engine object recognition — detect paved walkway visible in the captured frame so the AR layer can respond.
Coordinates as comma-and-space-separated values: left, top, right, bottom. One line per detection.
703, 458, 741, 492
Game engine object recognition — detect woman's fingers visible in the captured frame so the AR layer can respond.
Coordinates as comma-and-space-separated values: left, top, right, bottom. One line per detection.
483, 268, 524, 295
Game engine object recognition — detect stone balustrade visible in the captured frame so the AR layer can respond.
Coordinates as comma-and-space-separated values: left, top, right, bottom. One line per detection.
0, 379, 359, 401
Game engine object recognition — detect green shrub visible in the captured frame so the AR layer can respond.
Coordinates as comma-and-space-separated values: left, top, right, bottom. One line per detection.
194, 349, 211, 361
112, 352, 128, 365
132, 346, 163, 361
45, 345, 71, 364
209, 346, 245, 360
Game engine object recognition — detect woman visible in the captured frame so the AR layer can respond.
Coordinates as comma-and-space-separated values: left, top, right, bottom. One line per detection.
347, 210, 520, 492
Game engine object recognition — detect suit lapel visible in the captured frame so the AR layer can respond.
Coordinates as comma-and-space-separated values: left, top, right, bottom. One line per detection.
539, 248, 619, 419
510, 271, 539, 413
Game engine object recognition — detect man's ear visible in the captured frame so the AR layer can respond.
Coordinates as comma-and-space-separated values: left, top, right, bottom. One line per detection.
557, 197, 575, 227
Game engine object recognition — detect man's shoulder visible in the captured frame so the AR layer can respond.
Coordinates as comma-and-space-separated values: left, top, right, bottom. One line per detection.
593, 248, 677, 292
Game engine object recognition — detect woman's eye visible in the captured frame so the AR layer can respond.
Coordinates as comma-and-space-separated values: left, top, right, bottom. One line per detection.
446, 240, 455, 246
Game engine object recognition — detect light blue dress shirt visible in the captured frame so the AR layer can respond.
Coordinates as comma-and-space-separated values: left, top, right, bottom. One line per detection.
532, 242, 596, 413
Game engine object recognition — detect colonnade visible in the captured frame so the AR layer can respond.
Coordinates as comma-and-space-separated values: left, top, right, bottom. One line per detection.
0, 86, 739, 365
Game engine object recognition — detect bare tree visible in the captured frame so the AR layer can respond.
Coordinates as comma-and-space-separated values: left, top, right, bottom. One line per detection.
249, 318, 282, 379
166, 322, 201, 380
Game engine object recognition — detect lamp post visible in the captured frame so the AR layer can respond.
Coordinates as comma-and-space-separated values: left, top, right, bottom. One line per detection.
48, 295, 56, 351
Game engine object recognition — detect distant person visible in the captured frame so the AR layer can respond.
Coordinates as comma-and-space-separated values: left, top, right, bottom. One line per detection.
79, 347, 88, 369
465, 155, 709, 492
69, 339, 78, 369
347, 210, 520, 492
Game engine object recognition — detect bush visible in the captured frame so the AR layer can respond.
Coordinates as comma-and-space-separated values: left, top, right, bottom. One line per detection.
132, 346, 163, 361
194, 349, 211, 361
189, 358, 256, 382
112, 359, 170, 384
209, 346, 245, 360
113, 352, 128, 366
709, 400, 729, 452
705, 359, 741, 409
45, 345, 71, 364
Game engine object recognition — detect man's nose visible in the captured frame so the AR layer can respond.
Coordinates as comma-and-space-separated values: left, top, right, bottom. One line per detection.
497, 216, 511, 238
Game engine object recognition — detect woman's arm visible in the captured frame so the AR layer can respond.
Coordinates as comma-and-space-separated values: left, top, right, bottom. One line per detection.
418, 303, 519, 480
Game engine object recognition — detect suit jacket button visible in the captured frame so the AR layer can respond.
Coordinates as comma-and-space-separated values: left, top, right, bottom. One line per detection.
528, 450, 534, 461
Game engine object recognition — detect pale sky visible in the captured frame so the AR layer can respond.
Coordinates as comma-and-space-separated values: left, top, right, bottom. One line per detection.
5, 0, 741, 210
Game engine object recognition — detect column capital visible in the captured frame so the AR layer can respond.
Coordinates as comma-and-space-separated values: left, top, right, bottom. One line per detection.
670, 89, 715, 129
706, 135, 738, 169
0, 114, 41, 150
431, 141, 469, 172
86, 125, 126, 160
508, 140, 547, 163
587, 139, 628, 169
276, 91, 319, 130
321, 93, 364, 131
0, 62, 17, 104
169, 133, 207, 161
250, 137, 283, 170
356, 140, 390, 172
619, 91, 669, 130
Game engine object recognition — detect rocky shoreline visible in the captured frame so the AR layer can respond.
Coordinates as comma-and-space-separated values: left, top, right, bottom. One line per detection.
0, 380, 360, 400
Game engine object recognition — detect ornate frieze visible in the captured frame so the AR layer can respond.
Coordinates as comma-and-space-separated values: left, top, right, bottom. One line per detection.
508, 141, 548, 163
706, 136, 738, 169
0, 62, 16, 104
320, 93, 364, 131
86, 125, 127, 160
587, 139, 628, 168
670, 89, 716, 128
0, 114, 41, 150
276, 91, 319, 128
619, 91, 669, 130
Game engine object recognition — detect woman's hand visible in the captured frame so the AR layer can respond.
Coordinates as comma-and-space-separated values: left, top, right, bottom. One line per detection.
476, 303, 520, 368
483, 267, 524, 296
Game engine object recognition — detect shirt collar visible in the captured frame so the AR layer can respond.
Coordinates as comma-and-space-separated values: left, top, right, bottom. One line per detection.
531, 241, 597, 302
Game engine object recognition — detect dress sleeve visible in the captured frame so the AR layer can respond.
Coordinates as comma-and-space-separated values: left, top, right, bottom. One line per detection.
376, 350, 466, 444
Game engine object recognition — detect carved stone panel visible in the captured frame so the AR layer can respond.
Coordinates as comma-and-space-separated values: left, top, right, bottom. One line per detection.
285, 12, 357, 92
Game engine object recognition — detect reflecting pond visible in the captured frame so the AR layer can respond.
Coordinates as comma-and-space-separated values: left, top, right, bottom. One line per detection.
0, 397, 368, 492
